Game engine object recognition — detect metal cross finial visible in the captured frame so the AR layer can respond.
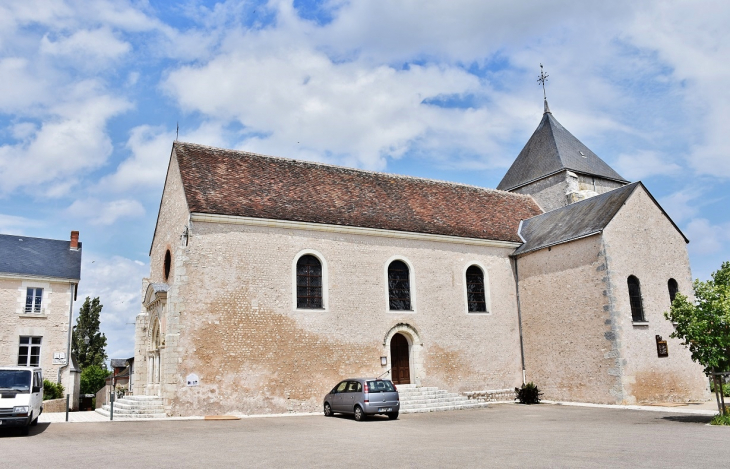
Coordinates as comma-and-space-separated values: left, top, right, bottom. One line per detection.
537, 64, 549, 100
176, 122, 179, 141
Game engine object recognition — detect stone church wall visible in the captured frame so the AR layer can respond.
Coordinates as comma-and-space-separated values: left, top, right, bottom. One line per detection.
512, 172, 568, 212
513, 171, 625, 213
602, 187, 707, 403
516, 235, 622, 403
158, 219, 524, 416
134, 150, 190, 401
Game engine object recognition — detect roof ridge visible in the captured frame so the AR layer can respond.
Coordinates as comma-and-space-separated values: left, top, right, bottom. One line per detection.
0, 233, 71, 243
173, 141, 532, 200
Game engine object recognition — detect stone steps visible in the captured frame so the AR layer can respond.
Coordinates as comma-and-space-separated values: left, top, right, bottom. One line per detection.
95, 395, 167, 419
396, 385, 489, 414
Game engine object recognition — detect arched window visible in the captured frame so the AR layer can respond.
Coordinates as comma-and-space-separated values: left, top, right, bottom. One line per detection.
388, 260, 411, 310
466, 266, 487, 312
296, 255, 323, 309
627, 275, 645, 322
164, 250, 171, 280
668, 278, 679, 304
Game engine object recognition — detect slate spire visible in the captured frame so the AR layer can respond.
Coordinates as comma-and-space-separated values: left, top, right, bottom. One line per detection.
497, 107, 628, 191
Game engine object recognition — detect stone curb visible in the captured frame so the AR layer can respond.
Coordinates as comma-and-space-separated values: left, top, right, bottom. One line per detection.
489, 400, 718, 416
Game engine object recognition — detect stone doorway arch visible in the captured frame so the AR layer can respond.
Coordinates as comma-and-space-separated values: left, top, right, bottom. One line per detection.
148, 318, 162, 396
383, 324, 423, 386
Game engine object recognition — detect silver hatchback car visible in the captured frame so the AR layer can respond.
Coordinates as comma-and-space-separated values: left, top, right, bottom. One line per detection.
323, 378, 400, 421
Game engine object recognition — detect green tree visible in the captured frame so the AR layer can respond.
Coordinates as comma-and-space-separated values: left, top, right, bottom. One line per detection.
72, 297, 108, 369
80, 365, 111, 395
666, 261, 730, 415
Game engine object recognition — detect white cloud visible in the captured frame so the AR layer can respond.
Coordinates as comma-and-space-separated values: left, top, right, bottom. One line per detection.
0, 87, 130, 196
0, 58, 50, 112
165, 44, 523, 169
0, 214, 41, 234
615, 150, 682, 181
40, 27, 131, 64
658, 187, 703, 223
66, 198, 145, 225
76, 253, 148, 360
99, 125, 175, 192
684, 218, 730, 256
624, 1, 730, 178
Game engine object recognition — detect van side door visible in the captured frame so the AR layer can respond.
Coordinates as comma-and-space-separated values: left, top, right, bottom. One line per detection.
31, 371, 42, 416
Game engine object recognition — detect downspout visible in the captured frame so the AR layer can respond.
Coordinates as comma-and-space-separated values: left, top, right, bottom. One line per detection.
57, 282, 76, 383
513, 256, 526, 385
513, 219, 527, 385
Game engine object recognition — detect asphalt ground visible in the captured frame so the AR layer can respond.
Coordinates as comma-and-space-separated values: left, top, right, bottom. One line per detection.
1, 404, 728, 468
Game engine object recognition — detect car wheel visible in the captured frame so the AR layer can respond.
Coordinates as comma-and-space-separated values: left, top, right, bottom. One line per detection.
324, 403, 332, 417
354, 406, 364, 422
387, 412, 399, 420
30, 413, 38, 427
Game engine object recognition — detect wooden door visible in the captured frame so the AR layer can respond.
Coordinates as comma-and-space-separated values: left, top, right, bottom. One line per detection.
390, 333, 410, 385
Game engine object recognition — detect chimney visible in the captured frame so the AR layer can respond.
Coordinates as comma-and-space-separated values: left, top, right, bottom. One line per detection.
70, 231, 79, 250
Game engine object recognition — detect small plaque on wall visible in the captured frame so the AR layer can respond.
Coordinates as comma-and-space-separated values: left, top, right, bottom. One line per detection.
186, 373, 199, 386
655, 335, 668, 357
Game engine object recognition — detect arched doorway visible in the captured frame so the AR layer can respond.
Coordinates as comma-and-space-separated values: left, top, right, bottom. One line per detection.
390, 333, 410, 385
148, 319, 162, 396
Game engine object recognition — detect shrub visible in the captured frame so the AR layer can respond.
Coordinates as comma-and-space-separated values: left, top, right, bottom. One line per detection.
80, 365, 111, 395
43, 379, 64, 400
515, 382, 542, 404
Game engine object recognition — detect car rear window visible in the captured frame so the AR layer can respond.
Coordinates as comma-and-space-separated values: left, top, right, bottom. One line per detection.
367, 380, 395, 393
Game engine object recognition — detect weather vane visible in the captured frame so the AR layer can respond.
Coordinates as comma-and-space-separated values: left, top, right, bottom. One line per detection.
537, 64, 549, 101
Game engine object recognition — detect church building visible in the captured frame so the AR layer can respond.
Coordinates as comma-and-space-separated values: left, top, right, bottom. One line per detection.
133, 100, 707, 416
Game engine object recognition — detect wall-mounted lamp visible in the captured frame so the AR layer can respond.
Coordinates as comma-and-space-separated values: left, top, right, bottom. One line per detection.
380, 356, 387, 366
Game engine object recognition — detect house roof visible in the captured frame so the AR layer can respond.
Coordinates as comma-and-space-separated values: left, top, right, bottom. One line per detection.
0, 234, 82, 281
513, 182, 688, 256
172, 142, 543, 243
497, 109, 629, 191
110, 359, 130, 369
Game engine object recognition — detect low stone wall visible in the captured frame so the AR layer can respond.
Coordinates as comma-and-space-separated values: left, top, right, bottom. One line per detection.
96, 385, 110, 409
43, 398, 67, 413
463, 389, 515, 402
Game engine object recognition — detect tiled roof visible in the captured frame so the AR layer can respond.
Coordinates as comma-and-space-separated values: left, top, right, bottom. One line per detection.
513, 182, 688, 256
0, 234, 82, 280
173, 142, 543, 243
498, 110, 629, 191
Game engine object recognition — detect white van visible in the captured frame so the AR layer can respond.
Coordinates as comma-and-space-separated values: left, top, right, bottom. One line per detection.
0, 366, 43, 435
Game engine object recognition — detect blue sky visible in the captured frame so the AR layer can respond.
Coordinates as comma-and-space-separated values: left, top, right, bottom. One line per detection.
1, 0, 729, 360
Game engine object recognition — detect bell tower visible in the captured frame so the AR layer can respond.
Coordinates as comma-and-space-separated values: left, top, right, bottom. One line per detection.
497, 66, 629, 212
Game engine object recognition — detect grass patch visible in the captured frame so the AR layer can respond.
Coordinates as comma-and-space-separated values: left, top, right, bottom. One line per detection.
710, 409, 730, 426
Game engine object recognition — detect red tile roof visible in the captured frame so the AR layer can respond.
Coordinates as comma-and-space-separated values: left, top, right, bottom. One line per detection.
174, 142, 543, 243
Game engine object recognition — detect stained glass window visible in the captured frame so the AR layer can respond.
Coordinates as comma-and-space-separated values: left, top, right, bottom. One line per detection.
466, 266, 487, 312
297, 255, 323, 309
388, 261, 411, 310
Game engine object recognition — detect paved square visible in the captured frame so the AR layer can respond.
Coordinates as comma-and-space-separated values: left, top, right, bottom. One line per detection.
1, 405, 728, 468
